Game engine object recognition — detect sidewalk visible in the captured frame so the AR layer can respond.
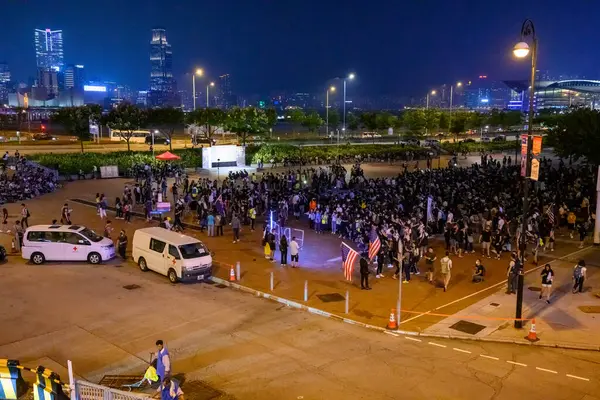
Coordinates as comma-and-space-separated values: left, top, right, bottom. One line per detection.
422, 247, 600, 350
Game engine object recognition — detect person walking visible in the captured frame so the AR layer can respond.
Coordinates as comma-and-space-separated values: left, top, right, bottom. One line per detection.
360, 255, 371, 290
248, 206, 256, 231
540, 263, 553, 303
479, 227, 491, 258
231, 214, 241, 243
279, 234, 288, 266
207, 212, 215, 237
117, 230, 128, 259
290, 236, 300, 268
155, 340, 171, 382
99, 195, 108, 219
440, 251, 452, 292
20, 203, 30, 228
506, 252, 519, 294
60, 203, 72, 225
572, 260, 586, 294
424, 247, 436, 283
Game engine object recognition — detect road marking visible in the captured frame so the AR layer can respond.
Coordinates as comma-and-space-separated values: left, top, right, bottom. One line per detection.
506, 361, 527, 367
400, 245, 591, 325
428, 342, 447, 348
326, 256, 342, 263
479, 354, 499, 361
536, 367, 558, 374
453, 348, 471, 354
383, 331, 399, 337
566, 374, 590, 382
404, 336, 422, 342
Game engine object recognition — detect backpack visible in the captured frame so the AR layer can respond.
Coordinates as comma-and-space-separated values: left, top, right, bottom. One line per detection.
574, 265, 583, 279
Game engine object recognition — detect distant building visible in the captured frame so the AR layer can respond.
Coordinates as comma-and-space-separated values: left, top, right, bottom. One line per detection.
504, 79, 600, 111
216, 73, 234, 108
148, 28, 177, 107
0, 62, 10, 104
34, 28, 64, 70
136, 90, 148, 107
36, 68, 59, 97
464, 75, 511, 109
63, 64, 85, 90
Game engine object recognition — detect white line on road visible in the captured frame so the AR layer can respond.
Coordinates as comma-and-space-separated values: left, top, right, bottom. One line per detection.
536, 367, 558, 374
404, 337, 422, 342
383, 331, 399, 337
453, 348, 471, 354
506, 361, 527, 367
566, 374, 590, 382
479, 355, 499, 361
428, 342, 447, 348
400, 245, 591, 325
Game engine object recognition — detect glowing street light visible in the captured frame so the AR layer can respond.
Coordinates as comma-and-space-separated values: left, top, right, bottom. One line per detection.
207, 82, 215, 108
326, 86, 336, 138
192, 68, 205, 110
513, 41, 530, 58
342, 73, 355, 133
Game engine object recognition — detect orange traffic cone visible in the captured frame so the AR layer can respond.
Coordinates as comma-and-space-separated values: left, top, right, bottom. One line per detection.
386, 308, 398, 330
229, 266, 236, 282
525, 318, 539, 342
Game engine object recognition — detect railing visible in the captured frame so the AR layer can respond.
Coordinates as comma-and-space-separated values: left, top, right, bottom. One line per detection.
74, 380, 150, 400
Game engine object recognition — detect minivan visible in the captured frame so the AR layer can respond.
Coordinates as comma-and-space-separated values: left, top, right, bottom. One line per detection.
133, 227, 212, 283
22, 225, 116, 265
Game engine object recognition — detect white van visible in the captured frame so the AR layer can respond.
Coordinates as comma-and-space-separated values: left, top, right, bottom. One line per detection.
22, 225, 116, 265
133, 227, 212, 283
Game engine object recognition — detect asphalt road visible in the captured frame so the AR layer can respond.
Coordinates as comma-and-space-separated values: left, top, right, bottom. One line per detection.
0, 257, 598, 400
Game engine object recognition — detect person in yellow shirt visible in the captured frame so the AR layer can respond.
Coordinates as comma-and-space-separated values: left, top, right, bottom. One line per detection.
567, 211, 577, 239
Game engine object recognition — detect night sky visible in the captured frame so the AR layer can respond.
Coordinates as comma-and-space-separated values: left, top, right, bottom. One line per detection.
1, 0, 598, 96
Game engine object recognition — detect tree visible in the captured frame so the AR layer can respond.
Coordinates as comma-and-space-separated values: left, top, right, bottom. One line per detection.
402, 109, 426, 135
52, 105, 101, 153
346, 112, 360, 131
502, 110, 523, 129
547, 108, 600, 165
438, 111, 450, 131
424, 109, 440, 132
376, 112, 394, 131
467, 112, 486, 134
285, 108, 305, 124
449, 111, 468, 137
146, 107, 184, 150
302, 111, 323, 133
104, 103, 146, 152
360, 112, 378, 131
324, 109, 340, 133
265, 108, 278, 134
186, 108, 227, 142
224, 106, 268, 146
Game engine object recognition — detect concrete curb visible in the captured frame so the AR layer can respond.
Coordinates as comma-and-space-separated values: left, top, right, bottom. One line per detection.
211, 276, 600, 352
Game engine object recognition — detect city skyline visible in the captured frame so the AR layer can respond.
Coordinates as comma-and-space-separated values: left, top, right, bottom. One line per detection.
1, 0, 598, 97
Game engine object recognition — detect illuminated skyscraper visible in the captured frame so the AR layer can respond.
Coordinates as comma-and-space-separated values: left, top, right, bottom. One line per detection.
148, 28, 177, 107
63, 64, 85, 90
34, 29, 64, 70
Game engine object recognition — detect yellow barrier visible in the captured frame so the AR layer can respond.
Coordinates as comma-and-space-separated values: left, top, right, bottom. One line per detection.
33, 367, 67, 400
0, 359, 27, 400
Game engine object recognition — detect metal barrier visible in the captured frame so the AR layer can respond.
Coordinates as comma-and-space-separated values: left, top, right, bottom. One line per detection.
74, 380, 150, 400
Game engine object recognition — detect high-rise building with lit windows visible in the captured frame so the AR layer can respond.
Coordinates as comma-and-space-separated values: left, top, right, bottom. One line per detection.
0, 62, 10, 104
34, 29, 64, 70
148, 28, 177, 107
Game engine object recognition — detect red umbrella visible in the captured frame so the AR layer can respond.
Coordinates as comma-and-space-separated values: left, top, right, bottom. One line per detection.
155, 151, 181, 161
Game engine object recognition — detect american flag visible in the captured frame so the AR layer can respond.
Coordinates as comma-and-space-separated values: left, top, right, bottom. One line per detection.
546, 203, 555, 225
341, 242, 359, 281
368, 234, 381, 261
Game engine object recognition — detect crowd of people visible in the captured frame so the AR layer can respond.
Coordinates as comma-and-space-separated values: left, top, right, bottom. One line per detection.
0, 152, 58, 203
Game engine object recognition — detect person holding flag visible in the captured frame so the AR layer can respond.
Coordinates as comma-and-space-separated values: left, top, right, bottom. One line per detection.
341, 242, 359, 282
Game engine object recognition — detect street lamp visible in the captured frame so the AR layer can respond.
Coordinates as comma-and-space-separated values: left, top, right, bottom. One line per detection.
512, 19, 537, 330
342, 73, 355, 134
152, 129, 158, 156
192, 68, 204, 111
425, 90, 436, 135
326, 86, 335, 138
449, 82, 463, 136
206, 82, 215, 108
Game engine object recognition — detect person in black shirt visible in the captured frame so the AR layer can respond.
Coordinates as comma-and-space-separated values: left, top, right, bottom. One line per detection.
360, 256, 371, 290
480, 227, 491, 258
540, 264, 553, 303
472, 259, 485, 283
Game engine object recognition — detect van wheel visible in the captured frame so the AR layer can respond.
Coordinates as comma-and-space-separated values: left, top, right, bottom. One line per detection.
138, 257, 148, 271
31, 252, 45, 265
88, 252, 102, 265
168, 269, 178, 284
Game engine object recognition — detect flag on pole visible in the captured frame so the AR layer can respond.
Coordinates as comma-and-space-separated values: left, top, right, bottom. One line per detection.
368, 235, 381, 261
341, 242, 359, 281
546, 203, 555, 225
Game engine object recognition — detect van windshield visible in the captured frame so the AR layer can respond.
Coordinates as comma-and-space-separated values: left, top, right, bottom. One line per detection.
79, 228, 104, 243
179, 242, 210, 259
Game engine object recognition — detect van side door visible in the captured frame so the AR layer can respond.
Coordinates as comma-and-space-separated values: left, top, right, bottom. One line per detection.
168, 244, 182, 278
148, 238, 168, 275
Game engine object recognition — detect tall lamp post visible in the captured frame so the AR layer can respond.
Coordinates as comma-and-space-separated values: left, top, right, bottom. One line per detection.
326, 86, 335, 138
425, 90, 436, 135
342, 73, 355, 134
448, 82, 462, 135
206, 82, 215, 108
512, 18, 537, 329
192, 68, 204, 111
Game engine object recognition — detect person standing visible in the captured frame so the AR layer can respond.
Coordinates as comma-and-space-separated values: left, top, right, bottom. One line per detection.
479, 227, 491, 258
572, 260, 586, 294
375, 247, 385, 278
248, 206, 256, 231
279, 234, 288, 266
153, 377, 184, 400
215, 213, 223, 236
61, 203, 72, 224
155, 340, 171, 382
506, 253, 519, 294
99, 195, 108, 219
267, 229, 276, 261
540, 263, 553, 303
440, 251, 452, 292
13, 220, 23, 252
360, 255, 371, 290
231, 213, 241, 243
289, 236, 300, 268
20, 203, 30, 228
424, 247, 436, 283
103, 220, 114, 240
207, 212, 215, 237
117, 230, 128, 259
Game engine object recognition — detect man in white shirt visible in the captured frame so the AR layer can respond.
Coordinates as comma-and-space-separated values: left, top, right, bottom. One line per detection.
289, 237, 300, 268
440, 251, 453, 292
